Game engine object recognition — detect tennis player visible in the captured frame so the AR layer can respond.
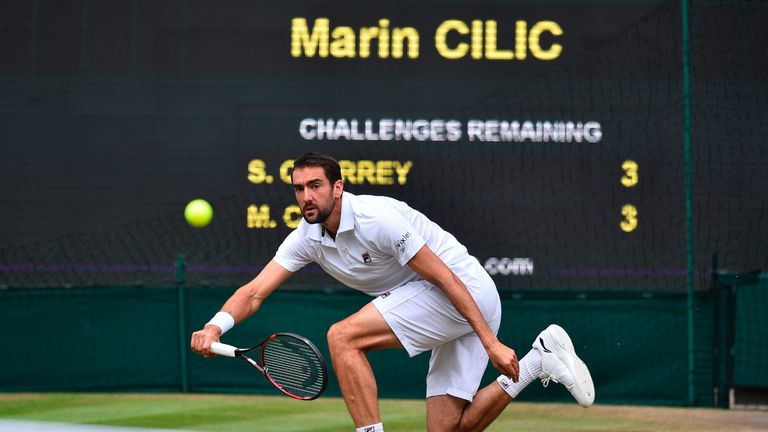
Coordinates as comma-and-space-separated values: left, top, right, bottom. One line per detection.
191, 152, 594, 431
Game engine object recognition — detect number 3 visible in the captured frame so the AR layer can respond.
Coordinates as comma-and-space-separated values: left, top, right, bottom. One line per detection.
621, 160, 639, 188
620, 204, 638, 232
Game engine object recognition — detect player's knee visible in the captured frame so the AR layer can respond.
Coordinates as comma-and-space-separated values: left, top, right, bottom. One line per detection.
326, 321, 354, 353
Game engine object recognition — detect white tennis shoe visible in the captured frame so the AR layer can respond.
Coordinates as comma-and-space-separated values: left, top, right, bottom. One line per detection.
533, 324, 595, 407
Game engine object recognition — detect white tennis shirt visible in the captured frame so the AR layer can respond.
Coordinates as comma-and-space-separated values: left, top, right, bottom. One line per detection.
273, 192, 477, 296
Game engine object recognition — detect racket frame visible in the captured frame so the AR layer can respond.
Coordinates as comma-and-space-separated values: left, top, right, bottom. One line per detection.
211, 332, 328, 400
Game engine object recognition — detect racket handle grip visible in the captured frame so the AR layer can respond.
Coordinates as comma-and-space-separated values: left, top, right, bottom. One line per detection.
210, 342, 237, 357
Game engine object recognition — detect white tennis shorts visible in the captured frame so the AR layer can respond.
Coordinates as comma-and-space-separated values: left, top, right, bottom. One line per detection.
372, 260, 501, 402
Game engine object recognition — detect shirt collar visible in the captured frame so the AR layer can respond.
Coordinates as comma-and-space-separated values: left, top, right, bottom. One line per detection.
337, 192, 355, 235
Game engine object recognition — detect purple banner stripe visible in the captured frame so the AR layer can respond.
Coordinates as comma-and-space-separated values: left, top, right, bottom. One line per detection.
550, 268, 695, 278
0, 263, 325, 275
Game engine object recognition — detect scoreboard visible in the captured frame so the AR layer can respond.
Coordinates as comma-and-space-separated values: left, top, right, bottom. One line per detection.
0, 0, 723, 291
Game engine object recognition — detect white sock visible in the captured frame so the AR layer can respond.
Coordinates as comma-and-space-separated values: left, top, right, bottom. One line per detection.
356, 423, 384, 432
497, 348, 542, 398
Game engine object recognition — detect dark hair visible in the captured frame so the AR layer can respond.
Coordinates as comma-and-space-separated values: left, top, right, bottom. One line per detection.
292, 152, 342, 184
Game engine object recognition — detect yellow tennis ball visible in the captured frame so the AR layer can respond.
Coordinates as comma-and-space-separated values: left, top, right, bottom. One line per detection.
184, 199, 213, 228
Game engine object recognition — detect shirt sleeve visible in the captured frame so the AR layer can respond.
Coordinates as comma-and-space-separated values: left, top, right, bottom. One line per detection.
273, 228, 313, 272
369, 208, 427, 267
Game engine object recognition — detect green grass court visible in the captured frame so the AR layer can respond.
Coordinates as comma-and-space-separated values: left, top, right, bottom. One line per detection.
1, 393, 766, 431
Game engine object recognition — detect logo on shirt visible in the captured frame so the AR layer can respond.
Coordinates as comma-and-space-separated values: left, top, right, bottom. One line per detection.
394, 231, 412, 249
362, 252, 372, 263
380, 290, 392, 298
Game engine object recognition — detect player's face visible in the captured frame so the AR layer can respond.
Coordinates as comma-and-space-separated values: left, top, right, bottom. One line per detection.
292, 166, 340, 224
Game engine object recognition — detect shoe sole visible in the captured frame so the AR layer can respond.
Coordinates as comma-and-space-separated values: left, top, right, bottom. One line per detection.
542, 324, 595, 407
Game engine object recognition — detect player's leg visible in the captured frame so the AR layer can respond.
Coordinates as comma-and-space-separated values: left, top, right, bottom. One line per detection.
425, 394, 467, 431
424, 330, 510, 432
426, 345, 542, 431
426, 390, 510, 432
326, 301, 402, 429
425, 324, 594, 431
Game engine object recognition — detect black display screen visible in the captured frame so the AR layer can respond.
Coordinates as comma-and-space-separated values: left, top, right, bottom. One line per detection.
1, 0, 766, 291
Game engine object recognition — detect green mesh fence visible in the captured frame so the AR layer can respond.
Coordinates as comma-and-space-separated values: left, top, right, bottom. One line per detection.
0, 286, 722, 406
733, 278, 768, 388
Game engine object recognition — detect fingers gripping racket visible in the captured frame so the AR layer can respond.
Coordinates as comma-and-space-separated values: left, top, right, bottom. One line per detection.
210, 333, 328, 400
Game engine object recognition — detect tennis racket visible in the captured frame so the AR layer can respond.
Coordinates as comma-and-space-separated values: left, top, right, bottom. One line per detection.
210, 332, 328, 400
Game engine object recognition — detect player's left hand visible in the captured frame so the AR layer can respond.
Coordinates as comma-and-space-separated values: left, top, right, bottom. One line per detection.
488, 342, 519, 382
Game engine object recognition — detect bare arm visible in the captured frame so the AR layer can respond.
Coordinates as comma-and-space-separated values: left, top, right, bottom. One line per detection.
407, 245, 519, 381
190, 259, 293, 356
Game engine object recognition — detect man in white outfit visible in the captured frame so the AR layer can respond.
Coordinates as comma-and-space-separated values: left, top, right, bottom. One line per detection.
191, 152, 594, 431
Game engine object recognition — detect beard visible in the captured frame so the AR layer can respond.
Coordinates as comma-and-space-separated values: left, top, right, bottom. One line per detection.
302, 193, 334, 224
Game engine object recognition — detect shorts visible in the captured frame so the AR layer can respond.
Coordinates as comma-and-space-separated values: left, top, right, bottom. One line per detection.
372, 260, 501, 402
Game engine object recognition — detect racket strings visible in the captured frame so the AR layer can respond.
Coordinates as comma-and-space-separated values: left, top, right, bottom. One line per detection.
263, 335, 326, 398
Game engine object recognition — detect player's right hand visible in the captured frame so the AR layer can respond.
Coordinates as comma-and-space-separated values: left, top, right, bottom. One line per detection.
190, 325, 222, 358
488, 341, 519, 382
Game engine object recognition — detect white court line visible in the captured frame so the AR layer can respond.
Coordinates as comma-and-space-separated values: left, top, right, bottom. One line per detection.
0, 419, 195, 432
